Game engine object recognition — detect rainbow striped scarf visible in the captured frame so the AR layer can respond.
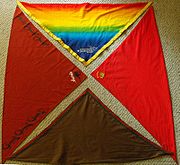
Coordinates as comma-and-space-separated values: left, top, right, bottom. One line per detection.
17, 1, 152, 65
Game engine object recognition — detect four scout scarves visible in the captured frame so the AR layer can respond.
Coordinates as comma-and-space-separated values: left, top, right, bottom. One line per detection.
2, 0, 177, 164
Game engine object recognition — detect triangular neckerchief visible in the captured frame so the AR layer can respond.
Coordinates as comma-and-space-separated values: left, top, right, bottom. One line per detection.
2, 7, 86, 163
17, 0, 152, 66
91, 7, 177, 162
10, 89, 169, 164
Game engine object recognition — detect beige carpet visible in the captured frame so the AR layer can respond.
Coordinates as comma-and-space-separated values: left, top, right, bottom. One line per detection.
0, 0, 179, 164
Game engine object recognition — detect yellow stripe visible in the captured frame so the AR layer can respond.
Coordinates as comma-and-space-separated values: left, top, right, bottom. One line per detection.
17, 0, 152, 66
22, 6, 143, 28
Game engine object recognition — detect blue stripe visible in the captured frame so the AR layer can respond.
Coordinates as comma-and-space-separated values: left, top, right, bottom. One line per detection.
53, 31, 118, 61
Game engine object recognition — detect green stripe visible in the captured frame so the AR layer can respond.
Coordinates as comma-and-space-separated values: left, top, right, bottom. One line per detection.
47, 25, 125, 33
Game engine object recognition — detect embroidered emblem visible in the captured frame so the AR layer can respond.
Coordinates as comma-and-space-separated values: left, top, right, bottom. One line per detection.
77, 47, 98, 54
73, 71, 81, 79
69, 71, 76, 83
97, 71, 105, 79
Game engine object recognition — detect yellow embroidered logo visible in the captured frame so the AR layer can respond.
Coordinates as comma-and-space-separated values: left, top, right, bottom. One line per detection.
97, 71, 105, 79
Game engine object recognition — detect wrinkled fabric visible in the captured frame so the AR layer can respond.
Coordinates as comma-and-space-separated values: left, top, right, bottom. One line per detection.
18, 1, 151, 65
91, 7, 177, 161
2, 7, 86, 162
11, 89, 168, 164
